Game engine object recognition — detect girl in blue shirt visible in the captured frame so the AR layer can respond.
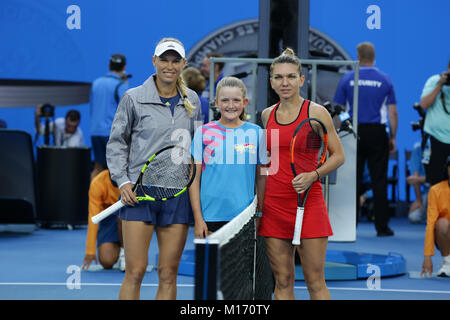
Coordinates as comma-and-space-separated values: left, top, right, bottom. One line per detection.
189, 77, 267, 238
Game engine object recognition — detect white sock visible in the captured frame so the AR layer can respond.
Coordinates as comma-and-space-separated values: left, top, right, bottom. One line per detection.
443, 255, 450, 264
120, 247, 125, 257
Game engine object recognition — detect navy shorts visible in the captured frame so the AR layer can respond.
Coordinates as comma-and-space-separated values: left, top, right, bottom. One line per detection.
97, 214, 119, 246
206, 221, 228, 232
118, 192, 194, 226
91, 136, 109, 168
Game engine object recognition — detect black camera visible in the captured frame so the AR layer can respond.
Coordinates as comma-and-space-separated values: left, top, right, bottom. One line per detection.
323, 101, 342, 118
40, 103, 55, 118
445, 72, 450, 86
121, 72, 132, 81
323, 101, 349, 122
410, 103, 425, 131
410, 121, 423, 131
323, 101, 358, 139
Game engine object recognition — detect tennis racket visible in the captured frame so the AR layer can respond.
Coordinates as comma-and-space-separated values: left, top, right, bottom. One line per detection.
91, 145, 196, 224
290, 118, 328, 245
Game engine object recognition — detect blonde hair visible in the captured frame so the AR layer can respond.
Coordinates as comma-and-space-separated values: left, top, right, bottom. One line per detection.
270, 47, 302, 77
156, 37, 195, 115
215, 76, 247, 121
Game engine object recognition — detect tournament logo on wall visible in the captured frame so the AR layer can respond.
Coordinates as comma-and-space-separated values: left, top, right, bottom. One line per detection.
186, 18, 352, 106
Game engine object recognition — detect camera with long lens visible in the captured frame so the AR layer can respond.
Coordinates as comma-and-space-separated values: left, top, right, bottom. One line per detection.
323, 101, 357, 139
40, 103, 55, 118
410, 102, 425, 132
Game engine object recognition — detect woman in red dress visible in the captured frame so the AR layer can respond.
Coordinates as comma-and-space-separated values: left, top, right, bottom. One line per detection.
259, 48, 345, 300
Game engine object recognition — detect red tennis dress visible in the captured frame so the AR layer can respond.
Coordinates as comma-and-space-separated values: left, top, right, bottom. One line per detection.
258, 100, 333, 240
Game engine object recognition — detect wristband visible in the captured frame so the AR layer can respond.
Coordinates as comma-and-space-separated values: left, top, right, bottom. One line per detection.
314, 170, 320, 181
255, 211, 263, 218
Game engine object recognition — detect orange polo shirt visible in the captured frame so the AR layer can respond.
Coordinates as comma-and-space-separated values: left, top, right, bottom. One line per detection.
85, 170, 121, 255
424, 180, 450, 256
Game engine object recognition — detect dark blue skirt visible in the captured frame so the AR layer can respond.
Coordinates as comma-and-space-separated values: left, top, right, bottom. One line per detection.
117, 192, 193, 226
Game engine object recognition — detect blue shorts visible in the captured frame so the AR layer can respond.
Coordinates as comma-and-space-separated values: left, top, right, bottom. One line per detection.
118, 191, 193, 226
206, 221, 228, 232
91, 136, 109, 168
97, 214, 119, 246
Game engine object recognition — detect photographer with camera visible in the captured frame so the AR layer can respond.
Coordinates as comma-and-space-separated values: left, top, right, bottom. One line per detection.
89, 53, 130, 181
34, 104, 84, 147
333, 42, 398, 237
419, 60, 450, 186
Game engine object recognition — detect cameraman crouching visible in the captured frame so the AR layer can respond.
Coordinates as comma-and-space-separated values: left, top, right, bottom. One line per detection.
420, 60, 450, 186
35, 104, 85, 147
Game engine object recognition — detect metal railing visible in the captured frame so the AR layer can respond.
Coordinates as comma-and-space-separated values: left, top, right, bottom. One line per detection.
209, 57, 360, 133
209, 56, 360, 207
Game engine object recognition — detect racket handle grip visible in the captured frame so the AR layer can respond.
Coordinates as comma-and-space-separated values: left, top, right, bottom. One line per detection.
292, 207, 304, 246
91, 200, 125, 224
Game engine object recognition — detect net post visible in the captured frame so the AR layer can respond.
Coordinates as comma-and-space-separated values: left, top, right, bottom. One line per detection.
194, 239, 219, 300
252, 217, 258, 300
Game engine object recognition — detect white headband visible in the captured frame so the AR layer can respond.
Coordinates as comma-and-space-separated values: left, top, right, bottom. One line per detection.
154, 41, 185, 58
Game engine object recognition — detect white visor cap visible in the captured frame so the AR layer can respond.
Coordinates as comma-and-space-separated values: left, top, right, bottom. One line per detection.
154, 41, 185, 59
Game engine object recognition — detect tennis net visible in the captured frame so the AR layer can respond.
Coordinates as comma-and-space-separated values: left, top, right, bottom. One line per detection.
194, 196, 274, 300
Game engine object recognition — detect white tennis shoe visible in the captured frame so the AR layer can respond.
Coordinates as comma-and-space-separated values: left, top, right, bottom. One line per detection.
437, 260, 450, 277
119, 247, 126, 272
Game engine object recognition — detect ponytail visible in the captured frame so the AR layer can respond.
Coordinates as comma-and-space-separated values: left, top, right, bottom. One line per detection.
176, 76, 195, 116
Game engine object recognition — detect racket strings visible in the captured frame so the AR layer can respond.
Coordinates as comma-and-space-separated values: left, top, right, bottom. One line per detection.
293, 121, 326, 172
141, 147, 193, 199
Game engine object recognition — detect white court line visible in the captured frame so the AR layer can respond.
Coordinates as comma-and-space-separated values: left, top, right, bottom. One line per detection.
295, 285, 450, 295
0, 282, 449, 295
0, 282, 194, 288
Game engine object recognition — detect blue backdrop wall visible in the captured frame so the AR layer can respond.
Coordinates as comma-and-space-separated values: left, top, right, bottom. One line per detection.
1, 0, 449, 201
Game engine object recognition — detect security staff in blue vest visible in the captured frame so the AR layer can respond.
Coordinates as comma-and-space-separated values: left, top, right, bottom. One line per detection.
89, 53, 129, 180
334, 42, 398, 237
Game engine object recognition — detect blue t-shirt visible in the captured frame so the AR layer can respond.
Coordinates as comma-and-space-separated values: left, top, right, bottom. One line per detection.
199, 94, 209, 124
333, 66, 396, 124
160, 94, 180, 116
90, 72, 128, 136
191, 121, 267, 222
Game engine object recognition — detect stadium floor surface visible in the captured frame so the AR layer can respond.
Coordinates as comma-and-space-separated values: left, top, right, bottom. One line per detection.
0, 217, 449, 300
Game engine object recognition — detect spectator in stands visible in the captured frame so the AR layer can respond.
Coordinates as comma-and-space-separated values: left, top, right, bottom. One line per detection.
34, 104, 84, 147
421, 156, 450, 277
90, 53, 129, 180
82, 169, 125, 271
333, 42, 398, 237
182, 66, 209, 123
0, 119, 6, 128
420, 60, 450, 186
200, 52, 225, 100
407, 141, 430, 223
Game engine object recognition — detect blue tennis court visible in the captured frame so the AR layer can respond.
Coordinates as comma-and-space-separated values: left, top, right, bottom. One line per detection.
1, 216, 449, 300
